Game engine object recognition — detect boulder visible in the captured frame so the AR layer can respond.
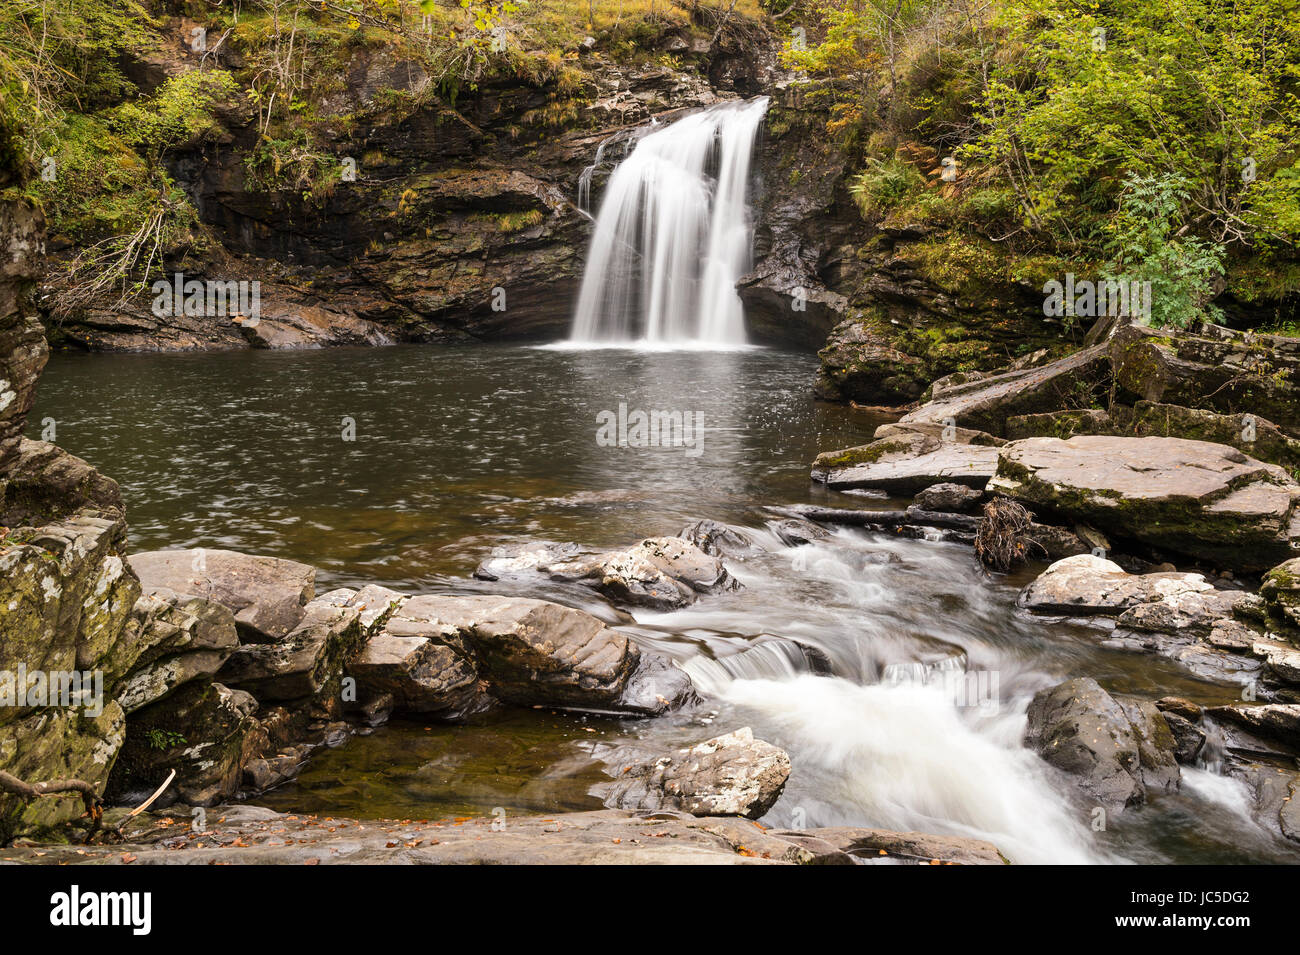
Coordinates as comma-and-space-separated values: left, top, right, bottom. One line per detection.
813, 317, 928, 404
1024, 677, 1178, 810
546, 537, 742, 609
1115, 589, 1246, 637
1251, 639, 1300, 686
1206, 703, 1300, 751
1005, 409, 1115, 441
1110, 322, 1300, 434
348, 594, 488, 718
1018, 555, 1213, 616
678, 519, 756, 557
898, 343, 1111, 436
811, 430, 1000, 494
990, 436, 1300, 571
598, 727, 791, 818
128, 548, 316, 642
1114, 401, 1300, 473
0, 439, 124, 526
1259, 559, 1300, 630
116, 588, 239, 713
430, 595, 694, 714
217, 596, 366, 712
106, 681, 263, 808
913, 481, 984, 513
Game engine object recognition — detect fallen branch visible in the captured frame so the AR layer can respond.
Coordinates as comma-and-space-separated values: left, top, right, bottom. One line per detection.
0, 769, 103, 843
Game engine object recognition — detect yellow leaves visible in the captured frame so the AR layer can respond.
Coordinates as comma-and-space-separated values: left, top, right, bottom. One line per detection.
347, 17, 361, 30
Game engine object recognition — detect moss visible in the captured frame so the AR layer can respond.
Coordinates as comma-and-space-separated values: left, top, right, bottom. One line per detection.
813, 439, 912, 470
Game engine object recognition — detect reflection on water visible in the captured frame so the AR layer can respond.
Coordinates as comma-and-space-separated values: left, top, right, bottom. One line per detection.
31, 345, 1300, 864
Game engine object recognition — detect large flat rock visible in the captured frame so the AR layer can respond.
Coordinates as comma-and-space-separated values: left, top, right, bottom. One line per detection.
128, 549, 316, 642
811, 431, 999, 493
989, 436, 1300, 571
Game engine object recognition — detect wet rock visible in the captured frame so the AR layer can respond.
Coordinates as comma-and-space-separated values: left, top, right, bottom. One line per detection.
678, 519, 756, 557
1116, 589, 1246, 637
242, 744, 312, 792
547, 537, 742, 610
1117, 698, 1180, 797
768, 517, 830, 547
914, 482, 984, 513
1155, 697, 1204, 721
898, 344, 1111, 436
1206, 703, 1300, 751
811, 430, 999, 494
1236, 763, 1300, 844
107, 682, 263, 808
1160, 712, 1206, 764
990, 436, 1300, 571
1252, 639, 1300, 686
116, 588, 239, 713
1019, 554, 1213, 616
388, 595, 695, 715
598, 727, 791, 818
472, 541, 582, 582
129, 548, 316, 642
1024, 677, 1178, 810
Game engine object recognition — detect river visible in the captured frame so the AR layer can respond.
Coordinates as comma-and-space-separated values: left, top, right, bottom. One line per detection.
30, 344, 1300, 863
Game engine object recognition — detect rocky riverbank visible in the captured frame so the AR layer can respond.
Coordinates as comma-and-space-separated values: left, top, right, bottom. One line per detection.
804, 313, 1300, 845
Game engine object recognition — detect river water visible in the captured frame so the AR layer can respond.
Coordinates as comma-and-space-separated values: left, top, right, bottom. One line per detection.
30, 344, 1300, 863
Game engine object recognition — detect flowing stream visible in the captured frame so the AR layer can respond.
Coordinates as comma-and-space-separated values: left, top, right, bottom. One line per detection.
569, 98, 768, 345
29, 346, 1300, 864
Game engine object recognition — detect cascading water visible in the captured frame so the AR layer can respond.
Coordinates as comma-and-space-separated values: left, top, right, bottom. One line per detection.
568, 97, 769, 346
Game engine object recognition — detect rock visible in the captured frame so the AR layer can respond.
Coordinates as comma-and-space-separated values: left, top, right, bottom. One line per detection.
0, 439, 124, 526
217, 596, 366, 712
1110, 322, 1300, 435
1208, 618, 1260, 651
768, 518, 830, 547
1237, 764, 1300, 844
913, 482, 984, 513
1115, 401, 1300, 473
0, 200, 47, 475
1259, 558, 1300, 630
598, 728, 791, 818
1116, 589, 1246, 637
0, 703, 125, 843
898, 343, 1111, 436
547, 537, 742, 609
1252, 639, 1300, 685
811, 431, 1000, 494
1206, 703, 1300, 751
348, 596, 488, 719
1155, 697, 1203, 721
129, 548, 316, 642
1005, 409, 1114, 441
1018, 554, 1213, 616
448, 596, 695, 714
678, 519, 756, 557
0, 512, 140, 721
1024, 677, 1178, 810
242, 744, 312, 792
990, 436, 1300, 571
116, 588, 239, 713
472, 541, 582, 581
1160, 712, 1206, 764
812, 316, 928, 404
106, 682, 263, 808
1117, 698, 1180, 797
781, 826, 1006, 865
0, 806, 851, 865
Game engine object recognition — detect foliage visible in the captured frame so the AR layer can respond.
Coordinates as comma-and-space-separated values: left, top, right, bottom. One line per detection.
1102, 174, 1225, 329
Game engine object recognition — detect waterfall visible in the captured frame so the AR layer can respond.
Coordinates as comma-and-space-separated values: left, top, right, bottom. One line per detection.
568, 97, 769, 346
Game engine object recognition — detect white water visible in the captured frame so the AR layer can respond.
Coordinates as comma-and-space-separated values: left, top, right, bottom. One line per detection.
569, 97, 769, 346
